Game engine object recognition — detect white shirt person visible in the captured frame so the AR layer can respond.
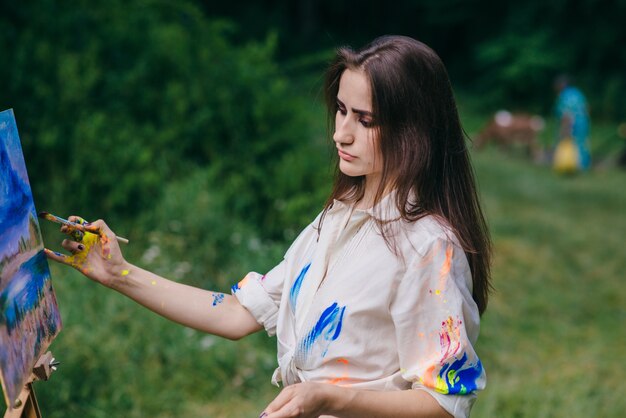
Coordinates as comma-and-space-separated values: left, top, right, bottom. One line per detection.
234, 193, 485, 418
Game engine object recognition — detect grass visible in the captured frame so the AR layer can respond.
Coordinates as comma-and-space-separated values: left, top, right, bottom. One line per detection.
25, 116, 626, 417
471, 148, 626, 417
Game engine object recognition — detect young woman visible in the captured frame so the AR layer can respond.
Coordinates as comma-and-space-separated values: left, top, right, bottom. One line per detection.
46, 35, 491, 418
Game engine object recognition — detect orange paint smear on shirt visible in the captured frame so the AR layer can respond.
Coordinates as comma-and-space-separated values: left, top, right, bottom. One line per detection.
326, 358, 350, 385
237, 274, 251, 289
435, 245, 453, 295
420, 364, 437, 389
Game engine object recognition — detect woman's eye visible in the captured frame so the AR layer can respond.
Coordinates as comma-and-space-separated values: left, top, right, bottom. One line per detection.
360, 119, 373, 127
336, 100, 347, 115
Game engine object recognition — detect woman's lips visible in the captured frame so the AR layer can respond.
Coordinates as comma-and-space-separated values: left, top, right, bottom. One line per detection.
338, 149, 355, 161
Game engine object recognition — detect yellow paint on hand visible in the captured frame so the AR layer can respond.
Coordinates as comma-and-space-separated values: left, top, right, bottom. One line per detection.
151, 280, 157, 285
66, 232, 100, 273
121, 269, 130, 276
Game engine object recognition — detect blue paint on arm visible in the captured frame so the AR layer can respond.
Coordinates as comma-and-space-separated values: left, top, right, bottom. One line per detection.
289, 262, 311, 313
211, 293, 225, 306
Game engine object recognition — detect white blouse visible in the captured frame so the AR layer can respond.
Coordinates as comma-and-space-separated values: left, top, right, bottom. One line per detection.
232, 195, 486, 418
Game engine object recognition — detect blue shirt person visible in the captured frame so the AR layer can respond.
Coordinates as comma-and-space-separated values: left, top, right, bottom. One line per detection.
554, 76, 591, 170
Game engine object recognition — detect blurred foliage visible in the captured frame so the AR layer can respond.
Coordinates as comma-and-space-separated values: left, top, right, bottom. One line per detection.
474, 30, 563, 112
135, 160, 329, 291
2, 0, 625, 227
0, 0, 330, 231
211, 0, 626, 117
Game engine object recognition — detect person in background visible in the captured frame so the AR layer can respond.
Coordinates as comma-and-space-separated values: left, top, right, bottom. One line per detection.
46, 35, 492, 418
554, 75, 591, 170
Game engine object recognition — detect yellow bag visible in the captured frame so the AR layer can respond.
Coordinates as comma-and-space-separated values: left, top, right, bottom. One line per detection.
553, 137, 579, 174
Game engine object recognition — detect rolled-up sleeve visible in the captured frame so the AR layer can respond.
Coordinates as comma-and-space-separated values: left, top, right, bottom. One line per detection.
230, 218, 319, 337
231, 259, 287, 336
390, 237, 486, 418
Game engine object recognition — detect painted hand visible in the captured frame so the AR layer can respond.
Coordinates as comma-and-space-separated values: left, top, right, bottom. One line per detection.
44, 216, 128, 288
261, 382, 333, 418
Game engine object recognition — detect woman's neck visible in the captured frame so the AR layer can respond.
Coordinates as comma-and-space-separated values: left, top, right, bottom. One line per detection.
355, 174, 389, 210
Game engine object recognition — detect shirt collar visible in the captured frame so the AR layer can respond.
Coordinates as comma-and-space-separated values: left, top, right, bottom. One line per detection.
329, 189, 404, 222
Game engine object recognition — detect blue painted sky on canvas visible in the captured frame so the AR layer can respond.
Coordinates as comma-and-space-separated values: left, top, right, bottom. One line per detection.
0, 109, 38, 259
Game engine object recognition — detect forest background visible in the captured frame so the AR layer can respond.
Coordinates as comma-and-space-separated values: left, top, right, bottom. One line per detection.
1, 0, 625, 417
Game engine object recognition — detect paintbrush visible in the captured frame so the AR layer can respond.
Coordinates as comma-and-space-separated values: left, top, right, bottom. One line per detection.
38, 211, 129, 244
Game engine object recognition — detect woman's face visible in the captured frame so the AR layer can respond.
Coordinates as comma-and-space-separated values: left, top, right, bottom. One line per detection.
333, 68, 383, 183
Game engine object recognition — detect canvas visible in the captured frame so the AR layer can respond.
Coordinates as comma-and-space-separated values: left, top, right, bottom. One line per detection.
0, 109, 62, 407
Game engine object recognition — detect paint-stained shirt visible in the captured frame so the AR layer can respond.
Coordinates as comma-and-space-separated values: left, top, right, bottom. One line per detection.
232, 194, 485, 418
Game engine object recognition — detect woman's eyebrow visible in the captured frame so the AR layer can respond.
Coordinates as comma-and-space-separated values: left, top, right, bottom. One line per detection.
353, 108, 373, 117
337, 98, 373, 117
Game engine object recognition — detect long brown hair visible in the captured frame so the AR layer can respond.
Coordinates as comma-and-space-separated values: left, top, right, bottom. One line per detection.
323, 35, 492, 315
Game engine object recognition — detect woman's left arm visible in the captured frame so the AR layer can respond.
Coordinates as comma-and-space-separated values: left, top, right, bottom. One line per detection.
262, 383, 450, 418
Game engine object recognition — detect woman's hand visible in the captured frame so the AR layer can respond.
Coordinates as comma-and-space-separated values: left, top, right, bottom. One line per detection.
45, 216, 129, 288
261, 382, 336, 418
260, 384, 452, 418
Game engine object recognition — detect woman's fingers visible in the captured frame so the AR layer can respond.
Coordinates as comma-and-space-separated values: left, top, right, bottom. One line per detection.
68, 215, 87, 225
44, 248, 70, 265
264, 400, 301, 418
61, 238, 85, 254
58, 214, 89, 240
263, 387, 296, 417
262, 383, 328, 418
86, 219, 117, 241
66, 215, 88, 240
86, 219, 114, 236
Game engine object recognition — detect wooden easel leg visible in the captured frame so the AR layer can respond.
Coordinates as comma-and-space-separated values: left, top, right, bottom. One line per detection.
21, 384, 41, 418
3, 352, 54, 418
3, 383, 40, 418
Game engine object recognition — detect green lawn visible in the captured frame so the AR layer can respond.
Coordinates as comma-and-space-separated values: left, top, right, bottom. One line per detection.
472, 148, 626, 417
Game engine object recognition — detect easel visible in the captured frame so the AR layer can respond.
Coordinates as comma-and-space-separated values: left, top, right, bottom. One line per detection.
3, 352, 57, 418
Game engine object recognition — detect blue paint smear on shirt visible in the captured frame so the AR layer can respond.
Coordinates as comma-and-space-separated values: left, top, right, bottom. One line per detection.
289, 262, 311, 313
439, 352, 483, 395
300, 302, 346, 357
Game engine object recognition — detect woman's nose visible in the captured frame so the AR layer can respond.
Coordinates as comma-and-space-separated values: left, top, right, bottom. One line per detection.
333, 117, 354, 144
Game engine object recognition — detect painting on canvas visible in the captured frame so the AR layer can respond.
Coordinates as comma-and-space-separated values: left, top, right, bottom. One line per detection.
0, 109, 62, 407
